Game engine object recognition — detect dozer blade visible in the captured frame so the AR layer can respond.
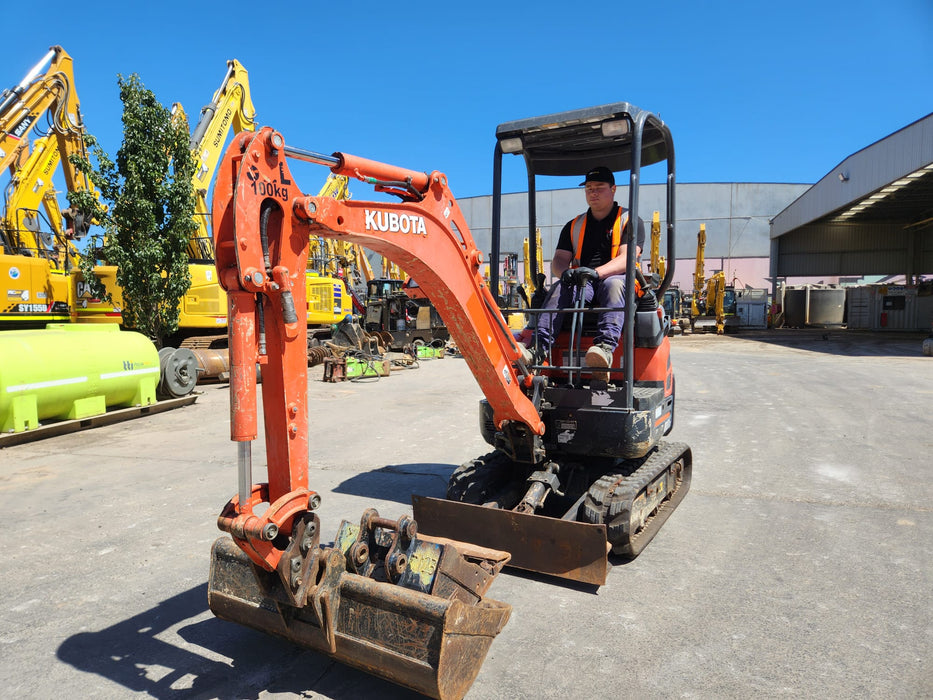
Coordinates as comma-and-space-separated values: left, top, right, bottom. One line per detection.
412, 495, 610, 586
208, 527, 511, 700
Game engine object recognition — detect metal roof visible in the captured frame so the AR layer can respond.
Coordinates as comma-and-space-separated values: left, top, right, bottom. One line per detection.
770, 113, 933, 279
494, 102, 670, 176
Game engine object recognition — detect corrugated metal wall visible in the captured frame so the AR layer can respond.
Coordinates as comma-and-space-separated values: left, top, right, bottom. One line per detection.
459, 182, 809, 277
774, 223, 912, 276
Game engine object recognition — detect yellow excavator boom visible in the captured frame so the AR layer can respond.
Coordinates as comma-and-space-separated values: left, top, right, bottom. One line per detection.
0, 46, 100, 327
187, 59, 257, 261
691, 223, 706, 317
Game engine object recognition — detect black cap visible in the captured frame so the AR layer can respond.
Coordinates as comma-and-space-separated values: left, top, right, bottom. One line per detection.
579, 166, 615, 186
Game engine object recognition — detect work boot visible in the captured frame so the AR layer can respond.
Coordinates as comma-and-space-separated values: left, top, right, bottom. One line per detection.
585, 343, 613, 382
517, 341, 548, 366
517, 341, 534, 365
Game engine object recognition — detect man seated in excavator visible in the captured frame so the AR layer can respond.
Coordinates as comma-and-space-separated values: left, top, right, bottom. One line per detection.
519, 165, 645, 382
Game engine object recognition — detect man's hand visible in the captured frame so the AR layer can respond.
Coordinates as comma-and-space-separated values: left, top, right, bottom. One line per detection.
560, 266, 599, 286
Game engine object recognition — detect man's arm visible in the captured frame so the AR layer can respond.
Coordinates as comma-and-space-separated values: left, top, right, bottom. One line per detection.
551, 249, 573, 278
594, 245, 642, 279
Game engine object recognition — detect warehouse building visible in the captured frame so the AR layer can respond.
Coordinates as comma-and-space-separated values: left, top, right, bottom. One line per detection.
770, 113, 933, 330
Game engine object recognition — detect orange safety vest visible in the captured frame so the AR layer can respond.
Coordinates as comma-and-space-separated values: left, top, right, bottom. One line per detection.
569, 207, 629, 267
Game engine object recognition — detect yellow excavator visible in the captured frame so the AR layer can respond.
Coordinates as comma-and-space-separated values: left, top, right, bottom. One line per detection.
381, 256, 404, 280
303, 173, 359, 335
0, 46, 99, 328
2, 135, 77, 289
520, 231, 546, 307
690, 223, 736, 334
649, 210, 666, 280
308, 179, 376, 315
648, 211, 690, 335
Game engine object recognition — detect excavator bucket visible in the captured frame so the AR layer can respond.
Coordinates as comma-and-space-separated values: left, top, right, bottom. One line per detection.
412, 496, 611, 586
208, 509, 511, 700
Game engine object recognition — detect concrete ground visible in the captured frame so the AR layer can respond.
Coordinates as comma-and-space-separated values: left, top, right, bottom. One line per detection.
0, 329, 930, 699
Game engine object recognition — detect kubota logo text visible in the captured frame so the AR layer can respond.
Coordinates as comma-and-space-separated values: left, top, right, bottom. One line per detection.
365, 210, 427, 236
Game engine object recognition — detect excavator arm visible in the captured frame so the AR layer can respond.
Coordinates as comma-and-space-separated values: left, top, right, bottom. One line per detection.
650, 210, 666, 279
1, 134, 77, 263
209, 126, 513, 699
692, 223, 706, 317
307, 149, 544, 437
0, 47, 95, 215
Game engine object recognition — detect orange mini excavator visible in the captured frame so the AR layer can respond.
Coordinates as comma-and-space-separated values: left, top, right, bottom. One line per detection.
206, 103, 692, 697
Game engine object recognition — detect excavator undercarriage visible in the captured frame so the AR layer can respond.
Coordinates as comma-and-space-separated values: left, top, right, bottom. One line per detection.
415, 439, 691, 585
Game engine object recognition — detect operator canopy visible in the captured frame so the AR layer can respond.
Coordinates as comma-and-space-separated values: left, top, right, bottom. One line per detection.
495, 102, 669, 177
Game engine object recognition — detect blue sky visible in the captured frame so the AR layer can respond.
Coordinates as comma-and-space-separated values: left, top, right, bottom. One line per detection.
4, 0, 932, 200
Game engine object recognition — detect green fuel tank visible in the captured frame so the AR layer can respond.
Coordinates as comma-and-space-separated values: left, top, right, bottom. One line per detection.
0, 324, 160, 433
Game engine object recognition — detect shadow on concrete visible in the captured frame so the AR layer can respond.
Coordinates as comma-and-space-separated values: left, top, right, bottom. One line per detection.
701, 328, 929, 357
331, 462, 453, 504
56, 582, 420, 699
503, 565, 602, 595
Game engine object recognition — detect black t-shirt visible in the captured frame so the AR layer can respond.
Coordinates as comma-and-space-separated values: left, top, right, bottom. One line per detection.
555, 203, 646, 268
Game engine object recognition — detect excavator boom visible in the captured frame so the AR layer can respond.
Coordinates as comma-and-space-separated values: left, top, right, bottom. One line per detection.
188, 59, 256, 260
0, 46, 95, 201
278, 140, 544, 437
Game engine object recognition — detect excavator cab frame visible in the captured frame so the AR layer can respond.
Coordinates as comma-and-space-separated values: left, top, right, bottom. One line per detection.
490, 102, 677, 390
414, 104, 691, 584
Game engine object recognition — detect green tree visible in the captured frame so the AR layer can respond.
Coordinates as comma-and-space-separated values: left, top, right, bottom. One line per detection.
70, 73, 196, 348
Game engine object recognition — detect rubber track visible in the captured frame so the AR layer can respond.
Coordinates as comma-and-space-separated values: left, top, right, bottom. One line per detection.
582, 441, 692, 558
447, 451, 517, 504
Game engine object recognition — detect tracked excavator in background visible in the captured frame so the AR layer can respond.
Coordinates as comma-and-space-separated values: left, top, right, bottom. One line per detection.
690, 223, 737, 334
649, 210, 691, 335
0, 46, 99, 327
1, 134, 77, 322
206, 102, 691, 697
306, 173, 373, 318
